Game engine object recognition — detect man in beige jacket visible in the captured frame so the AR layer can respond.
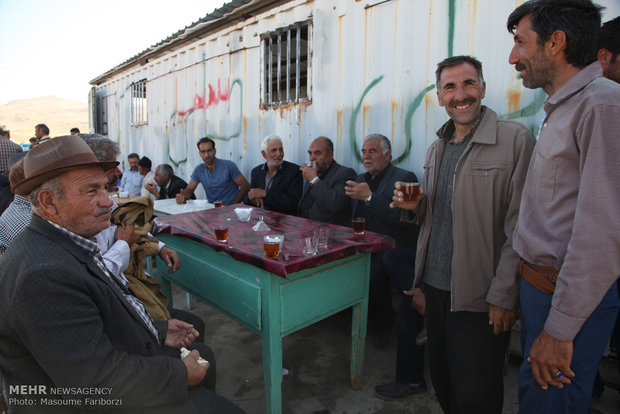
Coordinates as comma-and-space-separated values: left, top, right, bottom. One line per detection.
392, 55, 535, 413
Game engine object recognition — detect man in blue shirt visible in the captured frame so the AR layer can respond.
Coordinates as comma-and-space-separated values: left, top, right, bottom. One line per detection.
177, 137, 249, 205
119, 153, 143, 195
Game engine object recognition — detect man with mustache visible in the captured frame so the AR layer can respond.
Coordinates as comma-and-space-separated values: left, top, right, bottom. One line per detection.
392, 55, 535, 412
177, 137, 250, 206
507, 1, 620, 412
245, 135, 302, 215
0, 135, 244, 413
345, 134, 425, 400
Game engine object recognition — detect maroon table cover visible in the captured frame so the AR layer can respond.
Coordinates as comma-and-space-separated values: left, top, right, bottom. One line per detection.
151, 204, 396, 277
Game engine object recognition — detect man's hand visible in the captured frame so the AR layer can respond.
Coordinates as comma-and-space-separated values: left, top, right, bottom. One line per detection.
300, 161, 318, 181
159, 245, 180, 274
404, 288, 425, 316
145, 183, 158, 197
182, 349, 209, 388
248, 188, 266, 207
344, 180, 371, 201
390, 181, 424, 211
528, 330, 574, 390
176, 190, 188, 205
165, 319, 199, 349
114, 224, 136, 247
488, 303, 518, 335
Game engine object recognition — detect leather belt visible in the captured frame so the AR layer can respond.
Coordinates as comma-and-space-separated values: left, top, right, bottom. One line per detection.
519, 259, 559, 294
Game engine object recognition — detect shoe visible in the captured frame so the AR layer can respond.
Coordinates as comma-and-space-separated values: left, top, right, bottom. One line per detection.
374, 381, 427, 400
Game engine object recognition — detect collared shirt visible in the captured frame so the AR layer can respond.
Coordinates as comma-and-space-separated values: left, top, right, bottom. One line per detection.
119, 169, 143, 196
0, 137, 23, 172
46, 220, 159, 340
261, 162, 284, 191
363, 166, 388, 192
0, 195, 31, 251
141, 170, 157, 199
191, 158, 243, 205
513, 62, 620, 341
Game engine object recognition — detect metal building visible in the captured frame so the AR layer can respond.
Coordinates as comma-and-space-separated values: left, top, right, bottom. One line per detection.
89, 0, 619, 195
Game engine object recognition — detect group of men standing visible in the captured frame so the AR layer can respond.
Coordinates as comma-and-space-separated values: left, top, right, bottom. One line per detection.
1, 1, 619, 413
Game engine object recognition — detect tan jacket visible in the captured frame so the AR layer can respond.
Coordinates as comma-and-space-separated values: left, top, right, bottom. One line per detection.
413, 107, 535, 312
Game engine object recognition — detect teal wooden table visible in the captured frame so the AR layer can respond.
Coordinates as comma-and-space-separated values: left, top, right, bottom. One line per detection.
152, 206, 394, 414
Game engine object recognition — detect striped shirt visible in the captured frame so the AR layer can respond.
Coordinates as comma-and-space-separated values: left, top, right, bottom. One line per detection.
47, 220, 160, 341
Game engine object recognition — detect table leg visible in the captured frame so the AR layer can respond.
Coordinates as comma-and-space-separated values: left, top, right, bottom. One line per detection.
185, 293, 194, 309
261, 273, 283, 414
350, 255, 370, 389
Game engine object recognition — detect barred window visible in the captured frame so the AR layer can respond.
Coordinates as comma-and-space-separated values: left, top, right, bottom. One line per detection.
131, 79, 148, 126
261, 20, 311, 108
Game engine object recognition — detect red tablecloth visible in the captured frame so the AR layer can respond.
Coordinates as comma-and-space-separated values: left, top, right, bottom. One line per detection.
151, 204, 395, 277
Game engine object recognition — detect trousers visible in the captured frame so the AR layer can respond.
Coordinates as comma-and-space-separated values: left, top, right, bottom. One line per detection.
425, 283, 510, 414
518, 278, 619, 414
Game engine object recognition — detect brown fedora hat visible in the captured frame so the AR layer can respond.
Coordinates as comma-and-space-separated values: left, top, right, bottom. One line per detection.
14, 135, 119, 196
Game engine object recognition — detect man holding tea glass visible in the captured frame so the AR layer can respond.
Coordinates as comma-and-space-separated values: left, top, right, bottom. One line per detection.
392, 56, 535, 412
346, 134, 425, 399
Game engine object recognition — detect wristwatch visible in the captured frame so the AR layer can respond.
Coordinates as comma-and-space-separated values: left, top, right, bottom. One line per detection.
310, 176, 319, 185
364, 193, 372, 206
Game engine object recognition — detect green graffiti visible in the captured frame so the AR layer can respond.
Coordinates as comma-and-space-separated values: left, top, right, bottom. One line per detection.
448, 0, 455, 58
349, 76, 384, 162
499, 89, 547, 119
399, 84, 436, 164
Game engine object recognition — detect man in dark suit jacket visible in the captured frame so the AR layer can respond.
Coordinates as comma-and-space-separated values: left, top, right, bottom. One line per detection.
298, 136, 356, 227
345, 133, 425, 397
244, 135, 302, 215
0, 135, 243, 413
145, 163, 194, 200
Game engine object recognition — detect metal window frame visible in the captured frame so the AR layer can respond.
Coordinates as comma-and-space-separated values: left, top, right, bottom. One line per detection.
131, 79, 148, 126
260, 19, 312, 108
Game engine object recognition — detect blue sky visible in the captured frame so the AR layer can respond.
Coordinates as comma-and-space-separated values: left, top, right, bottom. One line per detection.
0, 0, 226, 104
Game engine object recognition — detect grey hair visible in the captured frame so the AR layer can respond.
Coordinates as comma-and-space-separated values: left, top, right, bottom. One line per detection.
363, 134, 391, 155
156, 164, 174, 177
29, 176, 64, 213
78, 134, 119, 162
261, 135, 282, 152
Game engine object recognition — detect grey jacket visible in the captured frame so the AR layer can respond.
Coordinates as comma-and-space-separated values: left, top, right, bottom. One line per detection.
413, 107, 535, 312
298, 161, 357, 227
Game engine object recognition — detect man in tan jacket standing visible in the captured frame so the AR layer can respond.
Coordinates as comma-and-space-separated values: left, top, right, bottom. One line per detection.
392, 55, 535, 413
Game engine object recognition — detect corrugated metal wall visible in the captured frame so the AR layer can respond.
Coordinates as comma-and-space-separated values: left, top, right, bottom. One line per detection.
91, 0, 620, 197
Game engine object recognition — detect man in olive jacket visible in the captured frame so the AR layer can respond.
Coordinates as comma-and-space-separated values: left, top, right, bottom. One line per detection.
393, 56, 535, 413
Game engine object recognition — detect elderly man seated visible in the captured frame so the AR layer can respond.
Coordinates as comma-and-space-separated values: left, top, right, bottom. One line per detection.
0, 135, 244, 413
244, 135, 302, 215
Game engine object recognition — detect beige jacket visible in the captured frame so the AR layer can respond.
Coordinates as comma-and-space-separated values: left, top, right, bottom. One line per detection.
413, 107, 535, 312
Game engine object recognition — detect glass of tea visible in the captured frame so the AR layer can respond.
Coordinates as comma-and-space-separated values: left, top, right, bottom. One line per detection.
352, 217, 366, 236
263, 234, 280, 259
214, 226, 228, 242
402, 182, 420, 202
213, 200, 223, 208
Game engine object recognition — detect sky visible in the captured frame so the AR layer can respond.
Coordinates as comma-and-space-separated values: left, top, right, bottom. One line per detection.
0, 0, 227, 105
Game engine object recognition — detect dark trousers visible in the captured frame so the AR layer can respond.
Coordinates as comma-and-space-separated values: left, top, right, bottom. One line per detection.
518, 279, 619, 414
370, 248, 425, 383
425, 283, 509, 414
161, 342, 245, 413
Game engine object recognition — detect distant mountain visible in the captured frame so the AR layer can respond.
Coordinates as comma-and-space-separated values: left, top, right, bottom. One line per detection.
0, 96, 88, 144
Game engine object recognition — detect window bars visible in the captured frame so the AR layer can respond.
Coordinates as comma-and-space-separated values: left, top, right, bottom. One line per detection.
262, 20, 311, 108
131, 79, 148, 126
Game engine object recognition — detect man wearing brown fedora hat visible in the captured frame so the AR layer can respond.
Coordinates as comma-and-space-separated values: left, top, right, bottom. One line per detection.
0, 135, 244, 413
